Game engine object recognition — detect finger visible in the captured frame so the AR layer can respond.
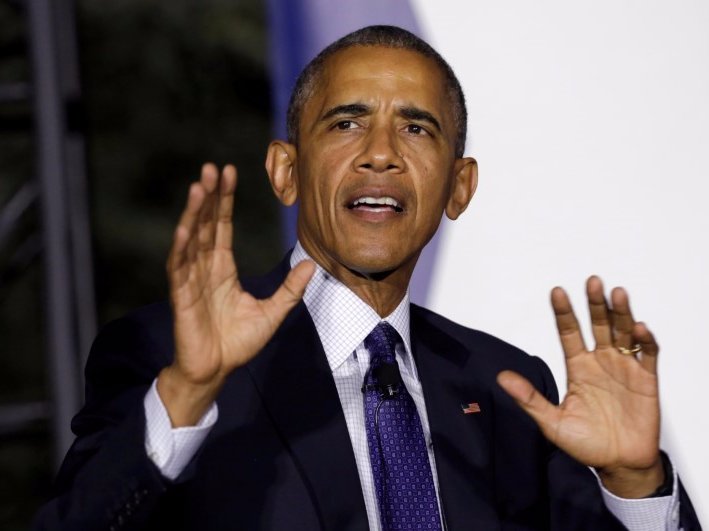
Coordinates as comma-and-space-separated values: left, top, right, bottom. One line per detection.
200, 162, 219, 193
168, 181, 206, 273
587, 275, 613, 349
611, 287, 635, 350
168, 226, 190, 287
197, 164, 220, 253
215, 164, 236, 251
497, 370, 562, 443
262, 260, 316, 325
633, 321, 659, 374
551, 287, 587, 358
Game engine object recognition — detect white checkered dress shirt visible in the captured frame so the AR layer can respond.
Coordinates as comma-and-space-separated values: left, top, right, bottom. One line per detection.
289, 243, 442, 531
144, 241, 681, 531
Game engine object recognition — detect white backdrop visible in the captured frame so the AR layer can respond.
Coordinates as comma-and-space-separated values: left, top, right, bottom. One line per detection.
412, 0, 709, 522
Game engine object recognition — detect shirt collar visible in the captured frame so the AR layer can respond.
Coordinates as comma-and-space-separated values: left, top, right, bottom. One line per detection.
290, 242, 412, 374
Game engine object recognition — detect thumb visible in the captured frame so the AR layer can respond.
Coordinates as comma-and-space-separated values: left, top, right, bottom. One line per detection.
263, 260, 316, 322
497, 370, 561, 442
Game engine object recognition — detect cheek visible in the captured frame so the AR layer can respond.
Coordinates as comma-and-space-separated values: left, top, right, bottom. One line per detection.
299, 159, 342, 225
413, 163, 451, 222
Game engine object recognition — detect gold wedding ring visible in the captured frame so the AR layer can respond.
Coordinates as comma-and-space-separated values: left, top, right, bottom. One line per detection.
617, 344, 642, 356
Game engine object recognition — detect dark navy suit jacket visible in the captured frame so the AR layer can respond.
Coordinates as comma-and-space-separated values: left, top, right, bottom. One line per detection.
35, 257, 701, 530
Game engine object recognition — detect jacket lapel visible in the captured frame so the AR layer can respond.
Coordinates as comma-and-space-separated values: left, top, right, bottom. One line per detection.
241, 258, 500, 530
245, 283, 368, 531
411, 306, 501, 530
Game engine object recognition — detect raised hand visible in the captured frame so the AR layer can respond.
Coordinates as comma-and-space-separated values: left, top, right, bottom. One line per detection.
157, 163, 314, 427
497, 276, 664, 498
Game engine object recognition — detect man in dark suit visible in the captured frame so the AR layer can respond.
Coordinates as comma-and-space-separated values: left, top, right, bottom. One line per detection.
35, 26, 700, 530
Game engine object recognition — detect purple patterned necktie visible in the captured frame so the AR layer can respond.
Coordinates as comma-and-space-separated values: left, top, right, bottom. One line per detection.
363, 322, 442, 531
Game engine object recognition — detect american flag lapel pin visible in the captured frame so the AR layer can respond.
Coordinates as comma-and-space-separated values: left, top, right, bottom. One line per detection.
461, 402, 481, 414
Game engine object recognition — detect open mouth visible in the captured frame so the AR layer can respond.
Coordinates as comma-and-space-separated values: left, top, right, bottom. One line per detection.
348, 196, 404, 213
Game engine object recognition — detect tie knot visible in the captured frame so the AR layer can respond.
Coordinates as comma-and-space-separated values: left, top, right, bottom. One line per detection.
364, 322, 400, 365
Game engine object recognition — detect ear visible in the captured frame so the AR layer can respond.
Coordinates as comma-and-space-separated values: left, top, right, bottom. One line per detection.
445, 157, 478, 220
265, 141, 299, 206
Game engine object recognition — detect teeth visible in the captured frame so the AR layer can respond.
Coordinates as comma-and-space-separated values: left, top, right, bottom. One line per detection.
353, 196, 401, 208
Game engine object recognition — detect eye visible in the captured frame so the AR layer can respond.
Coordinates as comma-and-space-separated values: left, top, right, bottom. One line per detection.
335, 120, 360, 130
406, 124, 425, 135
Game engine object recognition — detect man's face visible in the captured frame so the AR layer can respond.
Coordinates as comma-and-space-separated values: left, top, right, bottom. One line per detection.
289, 46, 475, 280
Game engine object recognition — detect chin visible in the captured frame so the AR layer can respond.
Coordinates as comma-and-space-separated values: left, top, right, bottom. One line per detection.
341, 248, 413, 278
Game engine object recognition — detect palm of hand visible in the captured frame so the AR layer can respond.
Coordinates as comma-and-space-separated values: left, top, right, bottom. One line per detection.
551, 346, 659, 470
173, 271, 279, 384
497, 276, 663, 489
168, 164, 313, 386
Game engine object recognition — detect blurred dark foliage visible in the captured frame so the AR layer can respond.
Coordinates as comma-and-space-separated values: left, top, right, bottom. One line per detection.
0, 0, 278, 528
81, 0, 279, 320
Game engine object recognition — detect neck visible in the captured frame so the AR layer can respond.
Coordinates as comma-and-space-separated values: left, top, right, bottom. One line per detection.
298, 242, 416, 317
336, 269, 410, 317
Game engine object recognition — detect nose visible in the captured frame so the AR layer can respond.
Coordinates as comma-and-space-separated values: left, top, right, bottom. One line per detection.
352, 125, 406, 174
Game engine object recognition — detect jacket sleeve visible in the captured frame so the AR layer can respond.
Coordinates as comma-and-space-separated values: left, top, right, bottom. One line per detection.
530, 356, 703, 531
33, 306, 177, 531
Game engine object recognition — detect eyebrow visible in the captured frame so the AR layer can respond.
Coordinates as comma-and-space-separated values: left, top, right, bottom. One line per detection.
321, 103, 371, 121
399, 106, 442, 133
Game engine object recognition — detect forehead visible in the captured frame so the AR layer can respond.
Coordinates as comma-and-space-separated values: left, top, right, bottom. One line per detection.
303, 46, 453, 127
